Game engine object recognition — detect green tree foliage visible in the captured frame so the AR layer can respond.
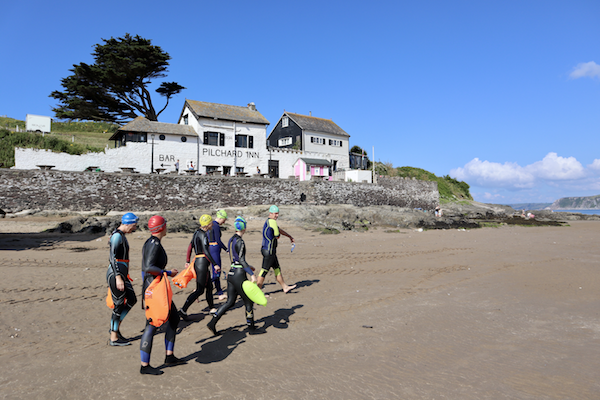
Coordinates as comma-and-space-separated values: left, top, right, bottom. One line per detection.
50, 34, 185, 123
0, 129, 102, 168
350, 145, 371, 168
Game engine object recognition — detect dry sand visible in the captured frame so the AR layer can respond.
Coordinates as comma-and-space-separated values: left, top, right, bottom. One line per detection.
1, 216, 599, 399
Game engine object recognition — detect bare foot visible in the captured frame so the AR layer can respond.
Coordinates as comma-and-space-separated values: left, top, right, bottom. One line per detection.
283, 284, 297, 294
209, 308, 217, 314
218, 294, 227, 301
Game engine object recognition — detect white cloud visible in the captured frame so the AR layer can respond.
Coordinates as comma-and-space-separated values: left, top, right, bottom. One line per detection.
569, 61, 600, 79
527, 152, 585, 180
451, 158, 535, 189
450, 153, 588, 191
482, 192, 503, 200
588, 159, 600, 171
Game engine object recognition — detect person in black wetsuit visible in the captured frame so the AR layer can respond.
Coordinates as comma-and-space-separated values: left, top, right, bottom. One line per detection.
179, 214, 220, 321
207, 216, 256, 336
258, 205, 296, 294
139, 215, 184, 375
107, 212, 139, 346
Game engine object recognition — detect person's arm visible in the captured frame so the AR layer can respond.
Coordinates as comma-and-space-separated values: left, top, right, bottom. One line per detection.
109, 232, 126, 291
141, 238, 170, 277
278, 227, 295, 243
236, 238, 254, 273
186, 242, 193, 264
201, 231, 219, 270
215, 225, 227, 251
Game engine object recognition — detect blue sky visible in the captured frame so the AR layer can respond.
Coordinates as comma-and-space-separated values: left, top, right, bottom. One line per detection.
1, 0, 598, 205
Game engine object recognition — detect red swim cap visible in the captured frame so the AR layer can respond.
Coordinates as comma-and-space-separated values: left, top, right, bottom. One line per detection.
148, 215, 167, 233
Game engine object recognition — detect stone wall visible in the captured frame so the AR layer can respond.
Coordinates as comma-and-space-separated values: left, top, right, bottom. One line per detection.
0, 170, 438, 212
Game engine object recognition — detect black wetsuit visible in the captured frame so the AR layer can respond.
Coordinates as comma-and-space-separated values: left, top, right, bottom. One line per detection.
106, 229, 137, 332
208, 233, 255, 332
140, 235, 179, 364
181, 228, 218, 313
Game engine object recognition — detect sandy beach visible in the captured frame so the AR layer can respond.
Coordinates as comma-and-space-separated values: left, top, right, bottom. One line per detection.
1, 216, 599, 399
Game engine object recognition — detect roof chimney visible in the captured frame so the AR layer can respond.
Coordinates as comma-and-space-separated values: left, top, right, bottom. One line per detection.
247, 102, 256, 111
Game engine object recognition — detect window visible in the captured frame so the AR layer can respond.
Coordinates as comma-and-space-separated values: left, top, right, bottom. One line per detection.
311, 136, 325, 145
236, 166, 244, 173
183, 114, 188, 125
204, 131, 225, 146
282, 116, 289, 128
278, 137, 292, 146
124, 132, 147, 143
235, 134, 254, 148
181, 136, 187, 142
206, 165, 219, 173
329, 139, 341, 146
159, 134, 165, 140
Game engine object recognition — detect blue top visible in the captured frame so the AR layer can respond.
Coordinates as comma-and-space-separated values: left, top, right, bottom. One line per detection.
208, 221, 227, 251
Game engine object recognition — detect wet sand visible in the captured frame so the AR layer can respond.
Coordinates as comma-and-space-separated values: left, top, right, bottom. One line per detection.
1, 217, 599, 399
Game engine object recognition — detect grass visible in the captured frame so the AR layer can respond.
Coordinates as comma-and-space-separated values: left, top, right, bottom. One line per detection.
374, 163, 472, 202
0, 128, 103, 168
478, 222, 502, 228
0, 117, 117, 150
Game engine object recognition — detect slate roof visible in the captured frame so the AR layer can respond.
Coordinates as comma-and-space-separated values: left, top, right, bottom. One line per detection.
184, 100, 270, 125
110, 116, 196, 140
286, 112, 349, 137
297, 158, 333, 166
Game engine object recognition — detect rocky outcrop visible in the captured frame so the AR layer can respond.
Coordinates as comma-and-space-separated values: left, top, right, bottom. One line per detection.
549, 195, 600, 210
28, 201, 597, 235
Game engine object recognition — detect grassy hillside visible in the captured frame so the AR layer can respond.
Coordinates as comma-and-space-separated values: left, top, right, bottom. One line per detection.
0, 117, 117, 149
374, 162, 472, 202
0, 128, 104, 168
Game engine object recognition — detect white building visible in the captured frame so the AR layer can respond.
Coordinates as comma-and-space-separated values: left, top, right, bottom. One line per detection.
14, 101, 270, 176
13, 101, 368, 181
176, 100, 270, 175
266, 112, 354, 181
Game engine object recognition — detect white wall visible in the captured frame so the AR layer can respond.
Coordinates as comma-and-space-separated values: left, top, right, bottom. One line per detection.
344, 169, 373, 183
302, 130, 349, 170
267, 148, 336, 179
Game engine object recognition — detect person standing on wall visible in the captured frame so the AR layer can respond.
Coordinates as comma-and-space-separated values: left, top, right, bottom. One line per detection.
257, 205, 297, 294
106, 213, 139, 346
175, 159, 180, 174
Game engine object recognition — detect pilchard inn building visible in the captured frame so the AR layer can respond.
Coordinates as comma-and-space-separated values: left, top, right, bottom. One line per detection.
14, 100, 372, 183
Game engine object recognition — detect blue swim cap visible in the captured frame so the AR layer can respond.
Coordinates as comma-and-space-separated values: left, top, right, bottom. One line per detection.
121, 212, 139, 225
269, 205, 279, 213
234, 216, 247, 231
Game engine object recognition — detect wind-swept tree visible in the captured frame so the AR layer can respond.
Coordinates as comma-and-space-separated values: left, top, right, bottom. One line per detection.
50, 34, 185, 123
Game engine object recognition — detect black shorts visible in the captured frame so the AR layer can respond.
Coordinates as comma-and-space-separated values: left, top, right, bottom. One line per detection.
260, 248, 280, 277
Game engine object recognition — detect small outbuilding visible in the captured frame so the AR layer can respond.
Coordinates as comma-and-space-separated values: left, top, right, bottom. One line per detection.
293, 157, 333, 181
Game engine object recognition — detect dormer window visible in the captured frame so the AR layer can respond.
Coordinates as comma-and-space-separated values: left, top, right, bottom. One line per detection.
183, 114, 189, 125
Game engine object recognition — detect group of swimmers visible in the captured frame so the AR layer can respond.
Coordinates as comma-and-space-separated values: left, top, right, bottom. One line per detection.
106, 205, 296, 375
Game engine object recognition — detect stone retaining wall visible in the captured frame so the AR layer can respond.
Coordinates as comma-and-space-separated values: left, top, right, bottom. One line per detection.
0, 170, 438, 212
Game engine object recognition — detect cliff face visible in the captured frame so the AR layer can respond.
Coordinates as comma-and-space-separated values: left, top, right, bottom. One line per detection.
550, 195, 600, 209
